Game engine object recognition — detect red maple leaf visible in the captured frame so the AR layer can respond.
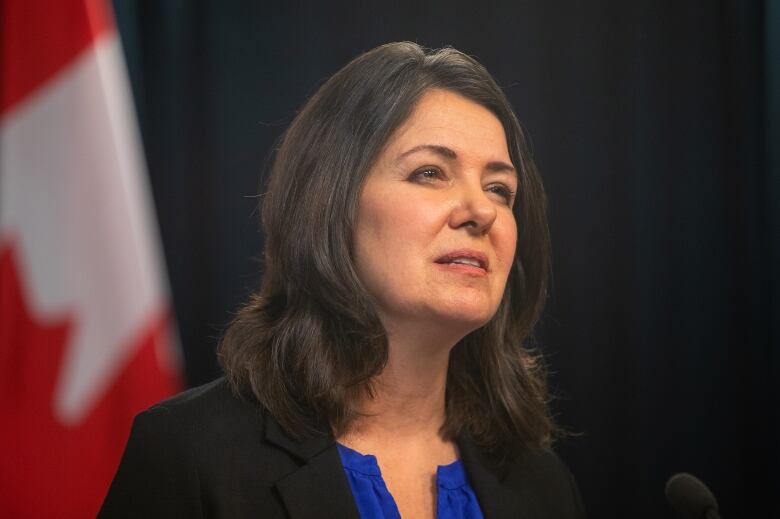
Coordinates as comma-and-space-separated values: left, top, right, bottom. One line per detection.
0, 242, 180, 518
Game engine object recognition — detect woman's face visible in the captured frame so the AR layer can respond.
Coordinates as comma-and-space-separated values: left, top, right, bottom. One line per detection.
354, 89, 518, 336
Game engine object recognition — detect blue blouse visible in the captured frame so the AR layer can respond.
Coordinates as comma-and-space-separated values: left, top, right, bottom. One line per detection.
336, 443, 484, 519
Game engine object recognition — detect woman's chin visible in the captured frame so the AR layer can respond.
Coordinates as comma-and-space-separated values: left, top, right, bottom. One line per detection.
427, 303, 496, 335
378, 296, 499, 341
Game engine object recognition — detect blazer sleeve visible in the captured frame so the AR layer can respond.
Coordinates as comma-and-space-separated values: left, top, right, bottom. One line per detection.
98, 406, 203, 519
500, 447, 588, 518
535, 449, 587, 519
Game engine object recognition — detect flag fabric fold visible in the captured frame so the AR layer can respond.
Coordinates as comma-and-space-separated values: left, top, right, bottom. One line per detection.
1, 0, 181, 516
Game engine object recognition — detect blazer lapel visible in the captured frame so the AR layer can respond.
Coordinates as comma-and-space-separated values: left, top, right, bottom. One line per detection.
263, 415, 529, 519
458, 435, 524, 519
264, 415, 360, 519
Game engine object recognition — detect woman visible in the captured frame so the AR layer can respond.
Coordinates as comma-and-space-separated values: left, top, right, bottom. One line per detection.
99, 42, 585, 519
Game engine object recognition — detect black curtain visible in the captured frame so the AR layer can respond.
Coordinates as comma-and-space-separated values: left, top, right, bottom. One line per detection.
113, 1, 779, 517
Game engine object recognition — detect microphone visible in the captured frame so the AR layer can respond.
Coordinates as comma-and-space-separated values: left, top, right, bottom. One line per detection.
665, 473, 723, 519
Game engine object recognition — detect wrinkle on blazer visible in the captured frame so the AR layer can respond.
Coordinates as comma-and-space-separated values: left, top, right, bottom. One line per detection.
98, 377, 586, 519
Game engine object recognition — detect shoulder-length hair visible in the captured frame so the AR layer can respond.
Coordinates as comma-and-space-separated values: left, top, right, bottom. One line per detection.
219, 41, 556, 456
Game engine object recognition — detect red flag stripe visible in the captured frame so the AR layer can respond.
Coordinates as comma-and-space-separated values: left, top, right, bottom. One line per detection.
1, 0, 113, 116
0, 242, 180, 517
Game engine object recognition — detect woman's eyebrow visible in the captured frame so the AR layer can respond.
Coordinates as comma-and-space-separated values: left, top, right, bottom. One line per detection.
395, 144, 517, 176
485, 161, 517, 175
396, 144, 457, 162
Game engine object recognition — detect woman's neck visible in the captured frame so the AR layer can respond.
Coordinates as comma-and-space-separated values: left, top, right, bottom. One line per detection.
340, 323, 457, 447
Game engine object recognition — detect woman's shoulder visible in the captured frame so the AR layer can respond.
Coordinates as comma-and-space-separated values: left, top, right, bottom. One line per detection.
504, 447, 586, 518
147, 376, 239, 414
131, 376, 266, 445
100, 378, 302, 518
457, 434, 586, 518
509, 447, 576, 481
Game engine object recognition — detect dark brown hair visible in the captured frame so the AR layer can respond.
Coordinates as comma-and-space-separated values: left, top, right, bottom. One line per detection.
219, 42, 556, 455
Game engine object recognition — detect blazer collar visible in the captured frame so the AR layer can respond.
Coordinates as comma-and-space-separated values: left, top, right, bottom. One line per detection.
263, 413, 360, 519
263, 414, 525, 519
262, 412, 333, 462
457, 433, 525, 519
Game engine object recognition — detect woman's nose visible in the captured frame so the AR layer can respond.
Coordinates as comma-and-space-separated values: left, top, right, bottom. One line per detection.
447, 182, 498, 234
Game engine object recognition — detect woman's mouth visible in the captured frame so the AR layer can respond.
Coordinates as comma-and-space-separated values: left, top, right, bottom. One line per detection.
434, 250, 489, 276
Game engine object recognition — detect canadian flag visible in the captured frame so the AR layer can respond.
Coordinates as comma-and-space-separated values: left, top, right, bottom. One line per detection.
0, 0, 181, 517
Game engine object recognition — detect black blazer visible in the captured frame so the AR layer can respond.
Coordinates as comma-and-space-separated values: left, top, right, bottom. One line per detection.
99, 378, 585, 519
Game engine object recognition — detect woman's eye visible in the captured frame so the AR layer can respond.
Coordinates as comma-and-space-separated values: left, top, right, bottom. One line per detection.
410, 167, 442, 182
487, 184, 516, 205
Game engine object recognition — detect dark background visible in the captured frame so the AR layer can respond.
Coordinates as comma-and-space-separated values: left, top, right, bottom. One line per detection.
112, 1, 779, 517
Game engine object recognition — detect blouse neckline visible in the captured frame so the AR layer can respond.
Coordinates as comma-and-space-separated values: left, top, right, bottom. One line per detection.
336, 442, 468, 489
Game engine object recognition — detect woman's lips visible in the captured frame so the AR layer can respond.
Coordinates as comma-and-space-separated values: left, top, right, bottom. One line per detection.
434, 249, 489, 276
